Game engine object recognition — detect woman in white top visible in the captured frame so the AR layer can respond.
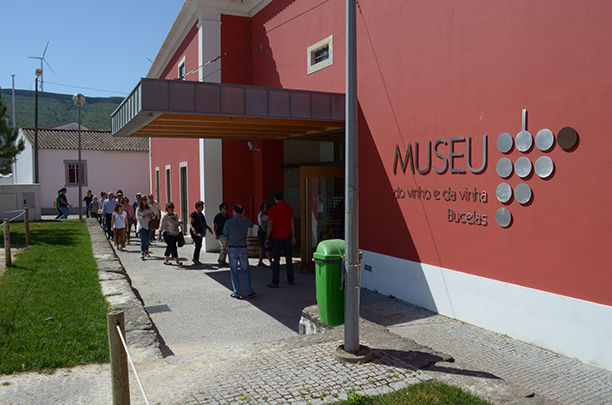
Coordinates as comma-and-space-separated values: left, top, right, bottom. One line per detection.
159, 202, 183, 266
111, 204, 128, 251
136, 196, 155, 261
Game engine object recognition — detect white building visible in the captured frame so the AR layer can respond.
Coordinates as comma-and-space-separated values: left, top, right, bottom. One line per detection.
15, 127, 150, 214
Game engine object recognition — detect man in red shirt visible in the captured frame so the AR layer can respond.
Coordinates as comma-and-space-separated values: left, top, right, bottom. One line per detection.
265, 191, 296, 287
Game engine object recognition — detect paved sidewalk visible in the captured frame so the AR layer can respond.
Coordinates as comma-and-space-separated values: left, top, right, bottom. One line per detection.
359, 291, 612, 405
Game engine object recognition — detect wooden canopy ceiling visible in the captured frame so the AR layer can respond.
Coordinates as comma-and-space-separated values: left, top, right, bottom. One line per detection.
112, 79, 345, 142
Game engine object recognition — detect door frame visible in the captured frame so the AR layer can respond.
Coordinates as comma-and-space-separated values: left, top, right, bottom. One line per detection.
299, 165, 344, 271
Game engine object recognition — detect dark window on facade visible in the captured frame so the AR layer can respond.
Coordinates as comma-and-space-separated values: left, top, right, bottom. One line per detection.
313, 46, 329, 64
178, 63, 185, 80
165, 167, 171, 205
64, 160, 87, 186
155, 169, 160, 202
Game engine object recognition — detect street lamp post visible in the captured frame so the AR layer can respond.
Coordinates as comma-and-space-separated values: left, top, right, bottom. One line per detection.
34, 68, 42, 184
72, 93, 86, 220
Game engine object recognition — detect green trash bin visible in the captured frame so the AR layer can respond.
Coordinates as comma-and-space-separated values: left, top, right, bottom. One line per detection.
313, 239, 362, 327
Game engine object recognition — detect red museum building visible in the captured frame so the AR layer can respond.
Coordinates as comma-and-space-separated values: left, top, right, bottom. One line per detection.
112, 0, 612, 370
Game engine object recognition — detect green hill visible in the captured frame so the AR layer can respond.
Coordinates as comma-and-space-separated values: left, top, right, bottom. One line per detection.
0, 89, 122, 131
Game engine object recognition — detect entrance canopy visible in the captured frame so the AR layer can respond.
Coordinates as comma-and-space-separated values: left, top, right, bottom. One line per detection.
111, 78, 345, 141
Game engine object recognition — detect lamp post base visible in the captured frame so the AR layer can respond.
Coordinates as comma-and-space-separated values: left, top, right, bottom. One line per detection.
334, 344, 374, 364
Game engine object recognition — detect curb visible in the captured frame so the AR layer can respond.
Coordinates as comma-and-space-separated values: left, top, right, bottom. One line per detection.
86, 219, 162, 360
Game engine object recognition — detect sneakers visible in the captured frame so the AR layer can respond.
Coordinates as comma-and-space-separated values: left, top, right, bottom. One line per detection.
230, 293, 242, 299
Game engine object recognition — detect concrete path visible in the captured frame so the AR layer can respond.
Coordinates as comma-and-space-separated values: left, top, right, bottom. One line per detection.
116, 236, 316, 357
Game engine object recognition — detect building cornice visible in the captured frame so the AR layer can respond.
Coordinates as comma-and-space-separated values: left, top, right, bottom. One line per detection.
147, 0, 272, 79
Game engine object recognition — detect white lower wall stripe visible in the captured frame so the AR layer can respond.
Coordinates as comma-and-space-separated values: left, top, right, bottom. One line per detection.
360, 250, 612, 371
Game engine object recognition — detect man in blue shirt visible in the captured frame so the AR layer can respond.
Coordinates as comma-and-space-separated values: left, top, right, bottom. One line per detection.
101, 192, 118, 240
221, 204, 256, 299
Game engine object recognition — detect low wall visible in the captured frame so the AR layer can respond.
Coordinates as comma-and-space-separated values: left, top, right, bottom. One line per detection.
0, 184, 41, 221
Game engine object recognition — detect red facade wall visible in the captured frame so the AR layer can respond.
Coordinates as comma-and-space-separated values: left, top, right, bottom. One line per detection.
150, 22, 200, 219
221, 14, 284, 221
247, 0, 612, 305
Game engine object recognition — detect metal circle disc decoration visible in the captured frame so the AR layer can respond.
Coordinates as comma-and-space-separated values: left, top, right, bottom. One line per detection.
496, 182, 512, 203
535, 156, 554, 178
515, 130, 533, 152
497, 132, 514, 153
496, 207, 512, 228
514, 156, 532, 178
557, 127, 578, 151
535, 128, 555, 151
514, 183, 532, 205
496, 158, 513, 178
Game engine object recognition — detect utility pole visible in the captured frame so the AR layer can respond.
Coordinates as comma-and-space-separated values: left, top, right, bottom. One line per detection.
73, 94, 86, 220
335, 0, 372, 363
10, 75, 16, 129
34, 69, 41, 184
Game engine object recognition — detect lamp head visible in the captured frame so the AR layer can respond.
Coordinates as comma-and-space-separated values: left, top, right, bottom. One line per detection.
35, 68, 42, 77
72, 93, 86, 107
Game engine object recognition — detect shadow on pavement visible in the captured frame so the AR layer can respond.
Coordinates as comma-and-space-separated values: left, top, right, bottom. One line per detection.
203, 262, 317, 333
359, 289, 436, 327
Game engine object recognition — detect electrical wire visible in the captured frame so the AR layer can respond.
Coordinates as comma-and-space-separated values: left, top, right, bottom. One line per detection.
183, 0, 331, 80
43, 81, 128, 96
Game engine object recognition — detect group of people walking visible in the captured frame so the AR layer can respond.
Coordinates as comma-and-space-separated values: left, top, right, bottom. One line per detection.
72, 187, 296, 300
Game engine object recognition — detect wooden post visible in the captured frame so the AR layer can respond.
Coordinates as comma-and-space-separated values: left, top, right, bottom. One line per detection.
107, 311, 130, 405
24, 208, 31, 246
4, 219, 11, 268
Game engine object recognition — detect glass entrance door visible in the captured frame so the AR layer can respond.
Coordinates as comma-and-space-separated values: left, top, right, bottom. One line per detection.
300, 166, 344, 272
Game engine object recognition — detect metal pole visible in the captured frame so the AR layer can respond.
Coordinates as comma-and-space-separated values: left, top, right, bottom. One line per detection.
344, 0, 359, 354
78, 106, 82, 220
11, 75, 16, 130
34, 77, 39, 184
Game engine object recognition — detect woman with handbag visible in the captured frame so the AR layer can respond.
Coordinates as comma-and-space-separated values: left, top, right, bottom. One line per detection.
136, 196, 155, 261
159, 202, 183, 267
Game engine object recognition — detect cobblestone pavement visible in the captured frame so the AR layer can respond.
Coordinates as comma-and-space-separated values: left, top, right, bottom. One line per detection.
360, 291, 612, 405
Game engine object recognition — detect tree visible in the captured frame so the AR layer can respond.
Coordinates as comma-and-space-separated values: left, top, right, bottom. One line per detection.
0, 95, 24, 175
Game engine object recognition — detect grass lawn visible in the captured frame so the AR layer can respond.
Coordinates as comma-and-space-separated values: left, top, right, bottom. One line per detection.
334, 380, 491, 405
0, 220, 108, 374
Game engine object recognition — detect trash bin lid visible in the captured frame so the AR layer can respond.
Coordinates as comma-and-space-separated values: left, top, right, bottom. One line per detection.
313, 239, 345, 261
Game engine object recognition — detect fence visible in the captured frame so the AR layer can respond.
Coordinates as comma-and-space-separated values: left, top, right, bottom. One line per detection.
3, 208, 31, 268
107, 311, 151, 405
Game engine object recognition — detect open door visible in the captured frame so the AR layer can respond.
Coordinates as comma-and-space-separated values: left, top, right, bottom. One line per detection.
300, 166, 344, 272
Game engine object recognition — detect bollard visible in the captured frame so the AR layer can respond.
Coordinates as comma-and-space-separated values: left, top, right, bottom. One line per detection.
107, 311, 130, 405
4, 219, 11, 268
24, 208, 31, 246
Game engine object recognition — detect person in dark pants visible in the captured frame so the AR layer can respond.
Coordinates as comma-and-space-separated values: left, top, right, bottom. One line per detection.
213, 202, 229, 265
160, 202, 183, 266
83, 190, 93, 218
101, 192, 118, 240
54, 188, 71, 219
265, 191, 296, 288
189, 201, 213, 265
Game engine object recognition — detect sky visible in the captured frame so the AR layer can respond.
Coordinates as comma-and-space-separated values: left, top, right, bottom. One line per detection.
0, 1, 184, 98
